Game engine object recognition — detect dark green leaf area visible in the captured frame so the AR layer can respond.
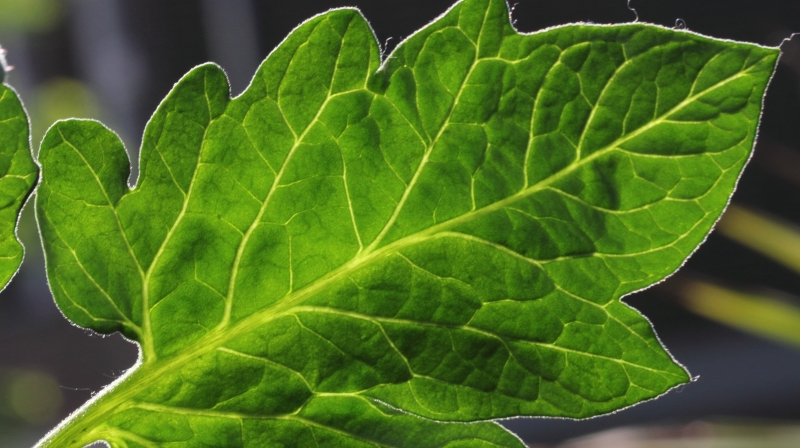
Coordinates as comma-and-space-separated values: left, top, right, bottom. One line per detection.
36, 0, 778, 446
0, 85, 37, 290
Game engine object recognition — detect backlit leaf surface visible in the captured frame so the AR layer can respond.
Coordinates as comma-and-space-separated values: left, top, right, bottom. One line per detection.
35, 0, 778, 446
0, 84, 38, 291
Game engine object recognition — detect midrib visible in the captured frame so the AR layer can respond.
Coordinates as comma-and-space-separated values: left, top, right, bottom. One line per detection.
63, 125, 598, 440
64, 49, 764, 444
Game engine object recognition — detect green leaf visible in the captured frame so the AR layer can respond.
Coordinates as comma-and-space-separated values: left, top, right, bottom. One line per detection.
0, 84, 38, 291
35, 0, 778, 446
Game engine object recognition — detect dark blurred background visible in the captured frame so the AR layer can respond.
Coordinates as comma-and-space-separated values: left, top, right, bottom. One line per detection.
1, 0, 800, 447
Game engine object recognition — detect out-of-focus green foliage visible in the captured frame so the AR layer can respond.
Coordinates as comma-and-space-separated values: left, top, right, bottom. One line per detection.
681, 280, 800, 347
719, 205, 800, 274
0, 369, 63, 425
680, 205, 800, 348
0, 0, 61, 33
30, 78, 102, 149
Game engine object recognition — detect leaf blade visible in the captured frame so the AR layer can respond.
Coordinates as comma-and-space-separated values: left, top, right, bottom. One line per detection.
0, 84, 38, 291
36, 0, 778, 446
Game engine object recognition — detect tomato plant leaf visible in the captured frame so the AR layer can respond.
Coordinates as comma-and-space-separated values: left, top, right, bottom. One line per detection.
0, 84, 38, 291
35, 0, 778, 446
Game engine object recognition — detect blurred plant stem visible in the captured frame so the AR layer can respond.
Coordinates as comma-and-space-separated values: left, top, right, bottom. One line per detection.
718, 205, 800, 273
680, 281, 800, 346
675, 205, 800, 347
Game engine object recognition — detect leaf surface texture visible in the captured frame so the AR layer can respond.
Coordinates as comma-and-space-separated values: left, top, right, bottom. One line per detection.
36, 0, 778, 446
0, 84, 38, 291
